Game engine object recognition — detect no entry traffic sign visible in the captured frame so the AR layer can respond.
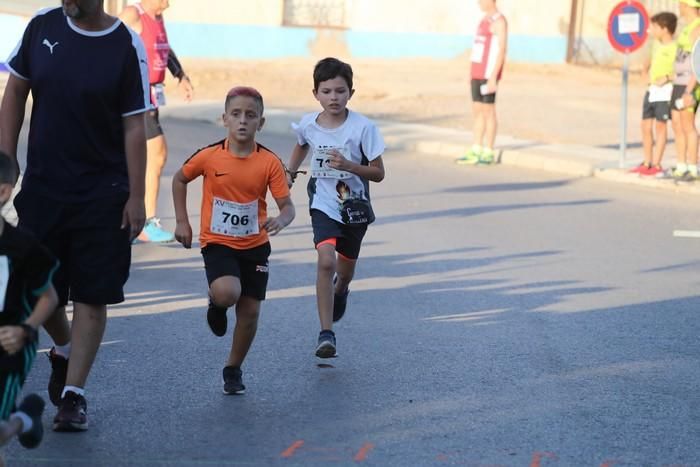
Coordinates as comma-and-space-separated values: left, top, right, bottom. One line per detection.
608, 0, 649, 53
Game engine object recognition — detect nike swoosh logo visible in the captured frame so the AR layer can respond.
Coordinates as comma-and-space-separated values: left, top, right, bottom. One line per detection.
214, 172, 227, 177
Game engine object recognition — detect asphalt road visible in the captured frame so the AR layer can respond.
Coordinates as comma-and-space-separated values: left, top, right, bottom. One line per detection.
6, 116, 700, 466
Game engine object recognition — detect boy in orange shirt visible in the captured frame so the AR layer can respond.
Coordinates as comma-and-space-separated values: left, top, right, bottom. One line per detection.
172, 87, 295, 394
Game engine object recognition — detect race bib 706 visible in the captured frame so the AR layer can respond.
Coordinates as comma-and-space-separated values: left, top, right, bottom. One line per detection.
210, 198, 259, 237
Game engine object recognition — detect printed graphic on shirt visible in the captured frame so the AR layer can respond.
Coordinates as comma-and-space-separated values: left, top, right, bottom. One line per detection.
336, 181, 372, 224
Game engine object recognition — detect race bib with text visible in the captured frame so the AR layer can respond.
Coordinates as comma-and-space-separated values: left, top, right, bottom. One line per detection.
311, 146, 353, 180
152, 84, 167, 107
210, 198, 259, 237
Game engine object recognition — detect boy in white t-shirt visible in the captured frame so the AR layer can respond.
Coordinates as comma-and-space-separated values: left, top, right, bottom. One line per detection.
286, 58, 386, 358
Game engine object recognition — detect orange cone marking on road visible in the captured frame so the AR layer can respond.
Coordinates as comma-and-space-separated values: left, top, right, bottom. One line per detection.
280, 440, 304, 458
530, 451, 558, 467
354, 443, 375, 462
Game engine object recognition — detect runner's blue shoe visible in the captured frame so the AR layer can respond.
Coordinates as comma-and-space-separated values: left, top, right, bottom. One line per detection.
137, 217, 175, 243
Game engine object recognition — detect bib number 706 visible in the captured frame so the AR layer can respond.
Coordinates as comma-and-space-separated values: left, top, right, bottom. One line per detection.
221, 212, 250, 226
211, 198, 259, 237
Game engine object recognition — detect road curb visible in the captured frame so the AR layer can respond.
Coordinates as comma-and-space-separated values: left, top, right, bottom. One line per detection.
159, 104, 699, 196
386, 137, 597, 177
594, 168, 700, 195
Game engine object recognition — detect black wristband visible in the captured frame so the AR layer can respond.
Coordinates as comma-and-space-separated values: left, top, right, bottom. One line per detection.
167, 49, 186, 81
19, 324, 38, 345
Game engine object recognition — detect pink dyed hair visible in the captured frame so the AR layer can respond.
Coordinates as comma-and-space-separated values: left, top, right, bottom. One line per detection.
225, 86, 264, 114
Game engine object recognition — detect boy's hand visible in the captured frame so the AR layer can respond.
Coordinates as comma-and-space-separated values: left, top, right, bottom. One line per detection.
683, 92, 696, 108
174, 220, 193, 248
121, 195, 146, 241
328, 150, 352, 172
485, 78, 498, 94
262, 216, 285, 236
286, 171, 295, 188
178, 76, 194, 102
0, 326, 29, 355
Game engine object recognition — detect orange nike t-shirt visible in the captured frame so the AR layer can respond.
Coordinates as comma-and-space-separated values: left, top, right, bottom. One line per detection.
181, 139, 290, 251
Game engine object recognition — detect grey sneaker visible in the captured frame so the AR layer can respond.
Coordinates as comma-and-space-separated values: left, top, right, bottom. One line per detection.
315, 330, 337, 358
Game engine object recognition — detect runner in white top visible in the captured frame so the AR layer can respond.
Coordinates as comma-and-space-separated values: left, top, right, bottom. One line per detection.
286, 58, 386, 359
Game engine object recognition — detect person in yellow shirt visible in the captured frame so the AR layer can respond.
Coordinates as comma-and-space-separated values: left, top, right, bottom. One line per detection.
632, 12, 677, 177
670, 0, 700, 182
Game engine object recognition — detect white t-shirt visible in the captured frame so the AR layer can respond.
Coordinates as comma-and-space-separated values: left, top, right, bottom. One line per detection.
292, 110, 385, 224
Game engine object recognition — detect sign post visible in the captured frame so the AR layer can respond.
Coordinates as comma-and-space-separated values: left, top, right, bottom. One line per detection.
607, 1, 649, 169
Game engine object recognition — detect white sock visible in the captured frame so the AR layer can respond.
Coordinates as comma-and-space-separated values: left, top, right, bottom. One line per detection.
62, 386, 84, 398
10, 411, 33, 434
54, 343, 71, 358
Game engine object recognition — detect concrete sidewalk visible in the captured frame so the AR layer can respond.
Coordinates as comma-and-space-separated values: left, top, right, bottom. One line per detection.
161, 100, 700, 196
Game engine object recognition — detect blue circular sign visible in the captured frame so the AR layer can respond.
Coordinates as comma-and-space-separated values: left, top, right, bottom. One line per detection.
608, 1, 649, 53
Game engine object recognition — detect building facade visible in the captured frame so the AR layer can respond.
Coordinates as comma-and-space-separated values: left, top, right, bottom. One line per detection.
0, 1, 685, 65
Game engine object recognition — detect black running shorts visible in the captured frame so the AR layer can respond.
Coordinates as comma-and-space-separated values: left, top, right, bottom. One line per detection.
671, 84, 700, 113
145, 109, 164, 140
14, 189, 131, 306
471, 79, 497, 104
642, 91, 671, 121
201, 242, 271, 301
311, 209, 367, 260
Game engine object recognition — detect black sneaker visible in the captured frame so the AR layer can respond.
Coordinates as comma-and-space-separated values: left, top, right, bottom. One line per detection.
207, 300, 228, 337
315, 330, 337, 358
222, 366, 245, 395
53, 391, 88, 432
17, 394, 45, 449
47, 348, 68, 407
333, 288, 350, 322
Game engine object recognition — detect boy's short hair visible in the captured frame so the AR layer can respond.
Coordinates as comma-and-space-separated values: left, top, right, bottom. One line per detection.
651, 12, 678, 35
225, 86, 264, 115
313, 57, 353, 91
0, 151, 17, 185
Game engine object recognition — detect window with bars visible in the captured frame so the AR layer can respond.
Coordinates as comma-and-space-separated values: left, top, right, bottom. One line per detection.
283, 0, 347, 29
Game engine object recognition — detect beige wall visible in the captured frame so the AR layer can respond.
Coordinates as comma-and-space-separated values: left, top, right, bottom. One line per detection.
156, 0, 571, 38
128, 0, 284, 26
